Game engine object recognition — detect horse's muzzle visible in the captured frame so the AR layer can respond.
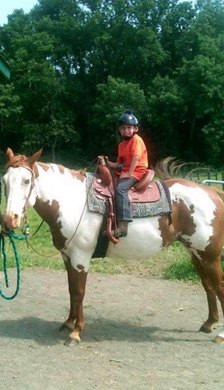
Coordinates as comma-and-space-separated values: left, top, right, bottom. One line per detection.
3, 213, 22, 229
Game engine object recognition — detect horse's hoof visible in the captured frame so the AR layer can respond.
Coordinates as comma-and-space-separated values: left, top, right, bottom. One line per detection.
214, 334, 224, 344
64, 336, 81, 346
199, 324, 212, 334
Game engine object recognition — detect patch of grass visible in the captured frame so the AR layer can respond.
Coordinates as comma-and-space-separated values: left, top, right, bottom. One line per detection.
162, 242, 199, 282
164, 258, 199, 282
90, 242, 198, 281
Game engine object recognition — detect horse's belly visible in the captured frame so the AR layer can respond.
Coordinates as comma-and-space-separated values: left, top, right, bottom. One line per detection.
106, 217, 163, 259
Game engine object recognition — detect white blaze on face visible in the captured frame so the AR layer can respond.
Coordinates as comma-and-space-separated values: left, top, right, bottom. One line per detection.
170, 183, 216, 253
3, 167, 34, 225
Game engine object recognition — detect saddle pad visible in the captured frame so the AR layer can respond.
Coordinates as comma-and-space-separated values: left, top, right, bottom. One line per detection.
86, 173, 171, 218
87, 174, 107, 215
131, 181, 171, 218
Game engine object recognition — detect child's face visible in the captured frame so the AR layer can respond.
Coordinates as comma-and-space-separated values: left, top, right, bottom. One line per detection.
119, 125, 137, 137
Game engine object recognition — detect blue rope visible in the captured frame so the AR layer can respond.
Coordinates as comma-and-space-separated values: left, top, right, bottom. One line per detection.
0, 229, 28, 301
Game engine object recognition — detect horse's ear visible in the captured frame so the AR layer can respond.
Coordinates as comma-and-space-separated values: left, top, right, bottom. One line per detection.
27, 148, 43, 166
6, 147, 15, 161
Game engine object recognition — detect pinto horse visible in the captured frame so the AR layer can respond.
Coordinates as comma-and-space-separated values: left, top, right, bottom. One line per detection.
3, 148, 224, 345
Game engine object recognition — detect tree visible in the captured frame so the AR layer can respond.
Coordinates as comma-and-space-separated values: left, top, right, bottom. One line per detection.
90, 76, 147, 157
0, 83, 22, 151
0, 7, 79, 159
0, 0, 224, 166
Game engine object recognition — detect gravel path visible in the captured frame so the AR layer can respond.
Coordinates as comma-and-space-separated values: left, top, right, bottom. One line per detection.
0, 268, 224, 390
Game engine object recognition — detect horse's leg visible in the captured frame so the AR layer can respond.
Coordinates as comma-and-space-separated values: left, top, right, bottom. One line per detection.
202, 259, 224, 344
191, 254, 219, 333
61, 258, 87, 345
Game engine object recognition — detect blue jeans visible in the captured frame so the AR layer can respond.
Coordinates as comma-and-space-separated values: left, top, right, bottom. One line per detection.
116, 177, 138, 221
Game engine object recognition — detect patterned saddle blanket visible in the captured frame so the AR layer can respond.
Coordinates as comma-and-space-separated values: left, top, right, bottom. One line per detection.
87, 173, 172, 218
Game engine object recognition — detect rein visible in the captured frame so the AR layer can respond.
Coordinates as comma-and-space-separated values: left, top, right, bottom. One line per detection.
0, 228, 28, 300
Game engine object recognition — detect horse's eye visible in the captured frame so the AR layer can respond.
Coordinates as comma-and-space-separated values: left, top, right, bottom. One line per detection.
24, 179, 30, 184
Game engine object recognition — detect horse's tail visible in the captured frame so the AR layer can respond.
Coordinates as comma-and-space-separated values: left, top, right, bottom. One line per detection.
153, 156, 185, 180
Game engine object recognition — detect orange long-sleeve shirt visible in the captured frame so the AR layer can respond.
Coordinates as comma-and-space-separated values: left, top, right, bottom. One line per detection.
117, 134, 148, 180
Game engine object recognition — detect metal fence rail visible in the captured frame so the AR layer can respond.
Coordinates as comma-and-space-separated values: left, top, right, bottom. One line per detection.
202, 179, 224, 190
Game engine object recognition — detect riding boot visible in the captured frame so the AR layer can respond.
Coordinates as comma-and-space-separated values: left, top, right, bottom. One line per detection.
115, 221, 128, 238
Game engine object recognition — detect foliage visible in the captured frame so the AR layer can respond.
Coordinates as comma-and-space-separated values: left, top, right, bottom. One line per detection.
91, 76, 148, 156
0, 0, 224, 166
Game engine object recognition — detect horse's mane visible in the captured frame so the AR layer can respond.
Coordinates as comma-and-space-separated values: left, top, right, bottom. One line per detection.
40, 162, 86, 180
5, 153, 86, 181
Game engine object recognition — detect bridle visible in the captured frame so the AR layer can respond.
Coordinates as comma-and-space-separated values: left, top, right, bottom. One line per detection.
5, 163, 36, 217
22, 165, 36, 214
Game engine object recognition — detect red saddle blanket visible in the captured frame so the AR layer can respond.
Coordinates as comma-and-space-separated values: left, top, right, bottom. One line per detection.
93, 177, 161, 203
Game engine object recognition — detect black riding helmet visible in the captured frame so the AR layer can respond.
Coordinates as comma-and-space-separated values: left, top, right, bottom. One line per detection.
118, 110, 139, 126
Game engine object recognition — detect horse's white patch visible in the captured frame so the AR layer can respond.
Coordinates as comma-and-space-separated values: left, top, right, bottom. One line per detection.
169, 183, 216, 255
107, 217, 163, 259
36, 165, 87, 225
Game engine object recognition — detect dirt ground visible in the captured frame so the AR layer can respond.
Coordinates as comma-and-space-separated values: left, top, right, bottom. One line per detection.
1, 268, 224, 390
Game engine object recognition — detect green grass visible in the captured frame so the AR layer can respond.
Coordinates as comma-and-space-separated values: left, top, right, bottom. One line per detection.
0, 208, 63, 271
90, 242, 198, 282
0, 208, 199, 282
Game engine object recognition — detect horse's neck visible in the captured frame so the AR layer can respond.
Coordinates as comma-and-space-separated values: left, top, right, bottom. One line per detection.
34, 163, 87, 217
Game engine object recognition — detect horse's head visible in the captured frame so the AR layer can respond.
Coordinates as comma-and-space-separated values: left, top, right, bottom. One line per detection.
3, 148, 42, 229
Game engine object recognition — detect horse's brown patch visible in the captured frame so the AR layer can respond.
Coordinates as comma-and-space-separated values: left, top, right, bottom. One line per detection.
200, 206, 224, 262
37, 162, 85, 182
34, 198, 67, 250
37, 162, 50, 172
158, 214, 176, 247
173, 199, 196, 237
6, 149, 43, 171
158, 199, 197, 249
70, 169, 86, 182
57, 164, 65, 174
6, 154, 28, 169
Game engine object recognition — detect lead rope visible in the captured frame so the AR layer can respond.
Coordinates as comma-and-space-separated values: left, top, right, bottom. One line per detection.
0, 229, 28, 300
